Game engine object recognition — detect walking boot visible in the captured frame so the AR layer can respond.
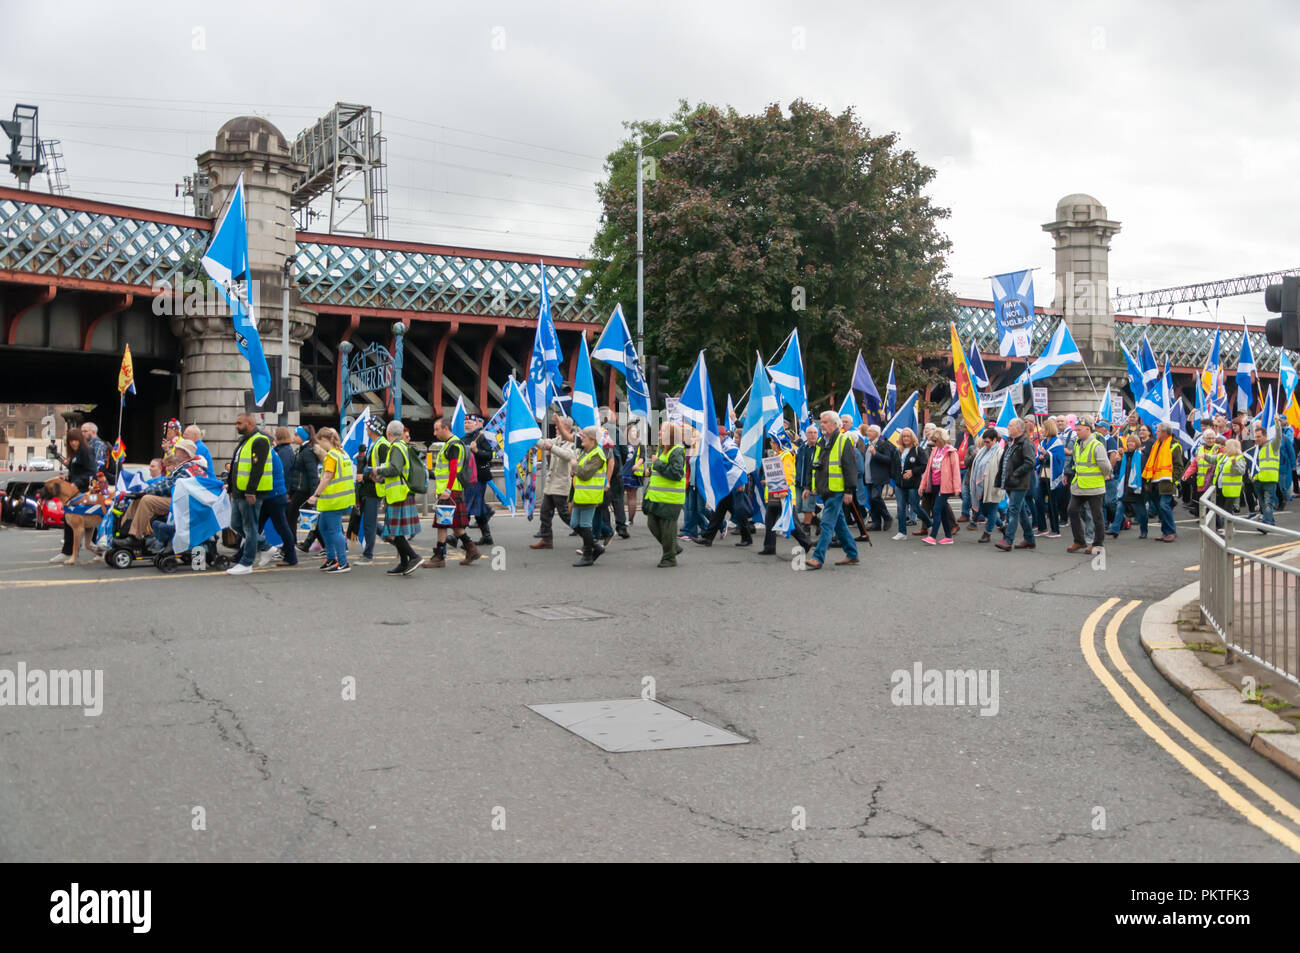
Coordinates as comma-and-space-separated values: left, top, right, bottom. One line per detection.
573, 529, 595, 567
461, 537, 481, 566
423, 543, 447, 569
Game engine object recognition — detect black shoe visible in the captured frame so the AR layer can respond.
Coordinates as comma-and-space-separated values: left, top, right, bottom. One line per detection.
592, 543, 605, 562
757, 548, 775, 555
734, 538, 752, 547
694, 537, 713, 546
386, 563, 407, 575
475, 537, 493, 546
617, 529, 630, 539
572, 556, 594, 567
297, 541, 311, 553
320, 559, 337, 571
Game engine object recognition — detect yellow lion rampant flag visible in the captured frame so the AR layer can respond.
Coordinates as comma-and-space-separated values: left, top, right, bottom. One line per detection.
118, 344, 136, 395
949, 324, 983, 436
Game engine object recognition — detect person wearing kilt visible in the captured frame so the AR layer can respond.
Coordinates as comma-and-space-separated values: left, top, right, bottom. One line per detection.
366, 420, 422, 576
463, 414, 496, 546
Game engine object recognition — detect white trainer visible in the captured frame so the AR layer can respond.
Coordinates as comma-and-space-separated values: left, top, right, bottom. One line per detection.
226, 563, 252, 575
891, 532, 907, 541
257, 549, 276, 567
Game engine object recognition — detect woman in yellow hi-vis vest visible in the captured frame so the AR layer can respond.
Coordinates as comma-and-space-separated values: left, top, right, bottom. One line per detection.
570, 426, 608, 567
307, 427, 356, 573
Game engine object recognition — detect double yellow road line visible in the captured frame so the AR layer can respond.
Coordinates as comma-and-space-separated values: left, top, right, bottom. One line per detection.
1184, 539, 1300, 572
1082, 598, 1300, 853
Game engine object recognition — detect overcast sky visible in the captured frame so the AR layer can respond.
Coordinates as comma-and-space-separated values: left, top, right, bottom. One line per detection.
2, 0, 1296, 324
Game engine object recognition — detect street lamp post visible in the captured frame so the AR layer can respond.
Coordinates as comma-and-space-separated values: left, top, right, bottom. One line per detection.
635, 130, 679, 368
392, 321, 406, 422
337, 340, 353, 435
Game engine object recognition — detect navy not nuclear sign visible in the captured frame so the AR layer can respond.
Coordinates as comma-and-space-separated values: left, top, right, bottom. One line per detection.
991, 269, 1035, 358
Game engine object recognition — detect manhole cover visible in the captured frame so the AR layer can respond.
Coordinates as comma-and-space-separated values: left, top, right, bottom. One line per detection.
518, 605, 611, 621
528, 699, 750, 752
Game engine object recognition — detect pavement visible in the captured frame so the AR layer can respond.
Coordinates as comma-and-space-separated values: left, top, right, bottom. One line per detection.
6, 504, 1300, 861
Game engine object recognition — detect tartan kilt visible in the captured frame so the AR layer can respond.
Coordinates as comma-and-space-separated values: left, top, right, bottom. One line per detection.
434, 491, 469, 530
382, 499, 422, 539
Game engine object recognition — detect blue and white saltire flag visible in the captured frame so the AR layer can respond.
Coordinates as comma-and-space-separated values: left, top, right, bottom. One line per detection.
1097, 382, 1113, 425
991, 269, 1035, 357
116, 468, 150, 494
837, 390, 863, 430
570, 334, 599, 430
1140, 335, 1160, 393
1280, 352, 1298, 405
450, 396, 466, 438
885, 360, 897, 419
591, 303, 650, 419
342, 406, 371, 460
1136, 363, 1170, 428
773, 492, 795, 538
967, 341, 989, 390
1255, 386, 1277, 440
1120, 340, 1144, 398
201, 173, 271, 407
1169, 398, 1194, 450
1194, 374, 1207, 422
851, 351, 881, 422
170, 475, 231, 553
767, 329, 809, 427
726, 394, 737, 430
525, 262, 565, 420
1017, 321, 1083, 384
678, 350, 744, 508
882, 391, 920, 445
740, 355, 779, 474
1237, 320, 1257, 413
502, 379, 542, 507
1209, 367, 1231, 418
993, 392, 1017, 437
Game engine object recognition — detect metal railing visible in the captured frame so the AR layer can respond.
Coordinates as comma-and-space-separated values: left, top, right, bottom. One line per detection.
1198, 487, 1300, 687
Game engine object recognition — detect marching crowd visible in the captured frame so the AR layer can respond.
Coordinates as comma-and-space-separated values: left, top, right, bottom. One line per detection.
36, 400, 1299, 573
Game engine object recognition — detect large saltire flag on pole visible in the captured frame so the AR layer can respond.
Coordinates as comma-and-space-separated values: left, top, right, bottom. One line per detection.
767, 329, 809, 426
201, 173, 271, 407
949, 324, 984, 436
993, 392, 1018, 437
967, 341, 989, 390
170, 475, 232, 553
679, 350, 744, 509
1236, 319, 1257, 413
449, 395, 466, 438
570, 334, 599, 430
342, 406, 372, 460
118, 344, 136, 395
739, 354, 778, 474
1139, 335, 1160, 394
591, 303, 650, 419
1016, 320, 1083, 385
837, 391, 862, 430
991, 269, 1035, 357
502, 378, 542, 507
1096, 381, 1113, 425
1120, 340, 1144, 398
525, 261, 565, 420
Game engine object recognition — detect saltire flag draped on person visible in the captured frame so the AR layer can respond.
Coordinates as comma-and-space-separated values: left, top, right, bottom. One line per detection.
502, 378, 542, 507
1096, 382, 1113, 425
449, 396, 466, 438
170, 475, 232, 553
201, 173, 271, 406
991, 269, 1035, 357
851, 351, 882, 422
1236, 320, 1257, 413
342, 407, 371, 460
767, 329, 809, 426
885, 361, 897, 419
967, 341, 989, 390
773, 490, 795, 537
525, 262, 565, 420
1120, 340, 1144, 398
570, 334, 599, 430
1139, 335, 1159, 394
882, 391, 920, 447
679, 350, 744, 509
993, 392, 1017, 437
949, 324, 984, 436
740, 354, 779, 474
1280, 352, 1299, 405
1016, 320, 1083, 385
591, 303, 650, 419
118, 344, 136, 396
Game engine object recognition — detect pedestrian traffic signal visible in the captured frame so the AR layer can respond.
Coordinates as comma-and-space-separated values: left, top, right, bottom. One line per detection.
646, 355, 670, 408
1265, 276, 1300, 349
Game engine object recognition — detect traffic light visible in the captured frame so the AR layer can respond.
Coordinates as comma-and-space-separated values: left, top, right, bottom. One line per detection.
1265, 276, 1300, 349
646, 355, 670, 408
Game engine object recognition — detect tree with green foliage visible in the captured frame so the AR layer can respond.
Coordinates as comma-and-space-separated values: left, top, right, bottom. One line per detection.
585, 99, 954, 411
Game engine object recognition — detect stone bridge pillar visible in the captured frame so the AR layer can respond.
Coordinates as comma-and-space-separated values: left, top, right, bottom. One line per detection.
171, 117, 315, 462
1042, 194, 1123, 418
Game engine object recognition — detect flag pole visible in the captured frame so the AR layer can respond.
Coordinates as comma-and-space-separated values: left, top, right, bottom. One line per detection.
115, 390, 124, 452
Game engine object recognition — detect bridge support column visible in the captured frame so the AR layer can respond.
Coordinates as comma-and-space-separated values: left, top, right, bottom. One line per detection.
1042, 194, 1124, 418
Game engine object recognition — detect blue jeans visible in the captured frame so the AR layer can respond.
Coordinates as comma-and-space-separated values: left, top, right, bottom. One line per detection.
258, 493, 297, 565
571, 504, 596, 529
1103, 478, 1119, 525
1003, 489, 1035, 544
682, 486, 705, 538
960, 477, 973, 519
978, 500, 1000, 534
812, 493, 858, 563
319, 509, 348, 566
360, 495, 380, 558
929, 492, 955, 538
1257, 481, 1277, 525
229, 494, 264, 567
896, 487, 921, 528
1111, 496, 1147, 536
1156, 492, 1176, 537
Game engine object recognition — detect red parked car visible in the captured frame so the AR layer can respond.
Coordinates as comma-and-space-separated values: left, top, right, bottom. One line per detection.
36, 495, 64, 529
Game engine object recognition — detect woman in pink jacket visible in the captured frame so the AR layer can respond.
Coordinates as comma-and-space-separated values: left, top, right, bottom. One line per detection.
923, 427, 962, 545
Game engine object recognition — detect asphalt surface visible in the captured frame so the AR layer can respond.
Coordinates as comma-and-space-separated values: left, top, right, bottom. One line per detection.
3, 502, 1300, 862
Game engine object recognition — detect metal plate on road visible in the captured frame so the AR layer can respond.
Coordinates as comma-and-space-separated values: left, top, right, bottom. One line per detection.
517, 605, 611, 621
528, 699, 751, 753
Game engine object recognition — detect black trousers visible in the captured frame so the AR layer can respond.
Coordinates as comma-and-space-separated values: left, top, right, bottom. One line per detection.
762, 499, 811, 552
702, 492, 750, 542
538, 493, 570, 540
1068, 494, 1105, 547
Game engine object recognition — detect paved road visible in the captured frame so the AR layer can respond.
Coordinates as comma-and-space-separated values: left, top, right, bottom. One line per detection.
3, 504, 1300, 862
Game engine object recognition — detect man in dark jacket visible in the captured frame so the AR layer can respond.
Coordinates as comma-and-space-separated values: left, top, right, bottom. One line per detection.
804, 410, 861, 570
864, 425, 898, 532
226, 413, 272, 574
994, 417, 1037, 551
794, 425, 818, 534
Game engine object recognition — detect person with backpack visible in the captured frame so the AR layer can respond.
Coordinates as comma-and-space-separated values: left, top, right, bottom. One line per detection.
355, 416, 390, 565
424, 413, 480, 569
463, 415, 495, 546
366, 419, 423, 575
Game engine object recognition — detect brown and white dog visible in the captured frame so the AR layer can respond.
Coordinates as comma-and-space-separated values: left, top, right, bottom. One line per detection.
42, 477, 109, 565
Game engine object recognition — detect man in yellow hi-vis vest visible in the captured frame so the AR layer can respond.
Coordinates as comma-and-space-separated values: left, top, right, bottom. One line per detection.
225, 413, 273, 575
424, 413, 480, 569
